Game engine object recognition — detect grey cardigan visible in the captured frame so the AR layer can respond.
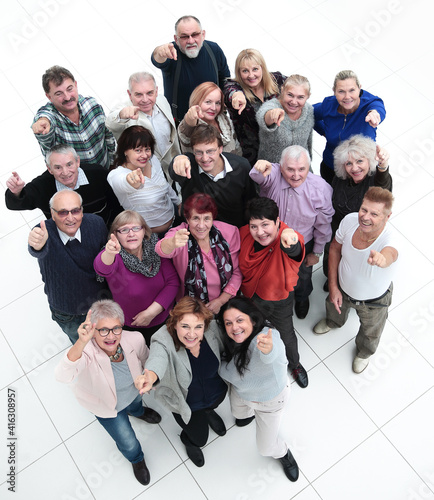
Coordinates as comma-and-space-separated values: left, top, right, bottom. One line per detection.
256, 98, 314, 163
145, 321, 225, 422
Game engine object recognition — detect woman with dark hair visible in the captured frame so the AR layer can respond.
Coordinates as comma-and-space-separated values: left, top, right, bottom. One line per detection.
108, 125, 180, 234
155, 193, 241, 314
217, 296, 299, 482
178, 81, 240, 155
134, 297, 227, 468
94, 210, 180, 346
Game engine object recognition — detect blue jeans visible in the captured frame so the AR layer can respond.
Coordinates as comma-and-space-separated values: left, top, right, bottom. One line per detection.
96, 395, 144, 463
50, 307, 86, 344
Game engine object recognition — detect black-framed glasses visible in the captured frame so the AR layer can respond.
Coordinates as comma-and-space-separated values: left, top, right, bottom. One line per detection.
116, 226, 143, 234
96, 326, 123, 337
51, 206, 83, 218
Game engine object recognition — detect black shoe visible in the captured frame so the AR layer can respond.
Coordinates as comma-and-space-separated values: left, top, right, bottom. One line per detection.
323, 279, 329, 292
291, 364, 308, 388
132, 459, 150, 485
295, 299, 310, 319
130, 407, 162, 424
206, 410, 226, 436
235, 415, 255, 427
180, 432, 205, 467
278, 449, 299, 482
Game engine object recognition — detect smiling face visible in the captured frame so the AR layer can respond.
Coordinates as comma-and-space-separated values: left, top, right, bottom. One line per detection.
249, 217, 280, 247
344, 155, 370, 183
334, 78, 361, 113
192, 139, 224, 176
280, 155, 309, 188
124, 144, 152, 170
199, 88, 222, 123
280, 84, 309, 117
94, 317, 123, 356
358, 199, 391, 238
239, 60, 263, 91
46, 77, 79, 116
223, 308, 254, 344
187, 210, 213, 242
47, 151, 80, 188
175, 18, 205, 58
116, 222, 144, 256
175, 313, 205, 351
50, 191, 83, 237
128, 79, 158, 114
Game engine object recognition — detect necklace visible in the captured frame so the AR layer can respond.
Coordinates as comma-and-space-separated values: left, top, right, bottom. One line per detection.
109, 345, 123, 362
359, 228, 379, 243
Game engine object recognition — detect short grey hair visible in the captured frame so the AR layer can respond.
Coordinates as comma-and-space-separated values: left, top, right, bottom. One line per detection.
45, 144, 79, 166
175, 15, 201, 33
128, 72, 156, 92
333, 70, 361, 91
280, 145, 311, 168
49, 191, 83, 209
90, 299, 125, 326
333, 134, 377, 180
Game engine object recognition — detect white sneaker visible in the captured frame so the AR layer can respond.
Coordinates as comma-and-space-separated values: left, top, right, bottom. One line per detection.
352, 356, 370, 374
313, 319, 332, 334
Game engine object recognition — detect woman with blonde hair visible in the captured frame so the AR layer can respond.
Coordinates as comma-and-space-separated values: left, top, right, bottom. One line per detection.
224, 49, 286, 165
178, 81, 241, 155
256, 74, 314, 163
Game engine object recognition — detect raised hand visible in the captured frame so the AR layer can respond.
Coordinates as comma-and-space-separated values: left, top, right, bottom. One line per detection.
28, 219, 49, 251
135, 369, 158, 394
126, 168, 146, 189
253, 159, 272, 177
173, 155, 192, 178
105, 233, 121, 255
184, 105, 204, 127
174, 228, 190, 247
155, 42, 177, 62
368, 249, 387, 268
231, 91, 247, 114
119, 106, 140, 120
365, 109, 381, 128
375, 145, 390, 170
256, 328, 273, 354
265, 108, 285, 126
32, 117, 51, 135
281, 228, 298, 248
77, 309, 96, 345
6, 171, 25, 195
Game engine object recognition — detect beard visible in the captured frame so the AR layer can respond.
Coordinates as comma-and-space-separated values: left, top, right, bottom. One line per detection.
180, 42, 202, 59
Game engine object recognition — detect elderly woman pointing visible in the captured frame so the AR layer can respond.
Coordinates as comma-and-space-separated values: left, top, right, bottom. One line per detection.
55, 300, 161, 485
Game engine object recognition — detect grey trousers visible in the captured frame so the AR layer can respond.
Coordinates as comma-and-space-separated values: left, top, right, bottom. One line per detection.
325, 283, 393, 359
229, 383, 290, 459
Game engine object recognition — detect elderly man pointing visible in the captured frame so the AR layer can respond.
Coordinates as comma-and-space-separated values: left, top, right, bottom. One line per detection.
313, 187, 398, 373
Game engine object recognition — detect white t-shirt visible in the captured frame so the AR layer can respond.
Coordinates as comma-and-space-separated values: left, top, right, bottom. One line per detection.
107, 156, 178, 228
336, 213, 397, 300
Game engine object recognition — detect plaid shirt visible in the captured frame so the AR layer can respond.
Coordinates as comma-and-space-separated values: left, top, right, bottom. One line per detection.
33, 95, 116, 169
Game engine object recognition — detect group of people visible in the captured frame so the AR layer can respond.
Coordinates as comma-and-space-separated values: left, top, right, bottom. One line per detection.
8, 13, 399, 489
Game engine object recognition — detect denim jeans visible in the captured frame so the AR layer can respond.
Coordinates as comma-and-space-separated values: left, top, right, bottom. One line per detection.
50, 307, 86, 344
96, 395, 145, 464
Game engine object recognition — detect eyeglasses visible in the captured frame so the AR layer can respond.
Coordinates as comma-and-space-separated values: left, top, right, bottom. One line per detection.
193, 148, 218, 158
96, 326, 123, 337
178, 32, 202, 41
116, 226, 143, 234
51, 206, 82, 217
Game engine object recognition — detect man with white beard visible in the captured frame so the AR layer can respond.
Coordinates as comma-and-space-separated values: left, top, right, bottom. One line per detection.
151, 15, 230, 124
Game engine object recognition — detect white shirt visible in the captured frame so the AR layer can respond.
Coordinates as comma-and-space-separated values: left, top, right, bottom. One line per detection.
336, 213, 397, 300
198, 155, 233, 181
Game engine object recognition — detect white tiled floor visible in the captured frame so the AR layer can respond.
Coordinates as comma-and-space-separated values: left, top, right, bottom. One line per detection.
0, 1, 433, 499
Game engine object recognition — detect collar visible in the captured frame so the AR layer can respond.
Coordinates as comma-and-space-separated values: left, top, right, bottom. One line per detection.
55, 168, 89, 191
57, 227, 82, 245
198, 155, 233, 181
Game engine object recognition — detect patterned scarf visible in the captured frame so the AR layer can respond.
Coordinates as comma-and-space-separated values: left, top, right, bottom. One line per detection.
184, 225, 233, 302
119, 233, 161, 277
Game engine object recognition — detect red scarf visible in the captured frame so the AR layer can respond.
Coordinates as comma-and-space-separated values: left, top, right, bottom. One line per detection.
239, 222, 305, 301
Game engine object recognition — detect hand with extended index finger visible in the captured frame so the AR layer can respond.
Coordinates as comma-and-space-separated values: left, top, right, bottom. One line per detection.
119, 106, 140, 120
184, 105, 204, 127
174, 228, 190, 248
126, 168, 145, 189
77, 309, 96, 345
135, 369, 158, 394
6, 171, 25, 195
253, 160, 272, 177
105, 233, 121, 255
266, 108, 285, 126
28, 219, 49, 251
173, 155, 192, 179
256, 328, 273, 354
375, 145, 390, 170
365, 109, 381, 128
281, 228, 298, 248
32, 117, 51, 135
156, 43, 177, 62
231, 91, 247, 114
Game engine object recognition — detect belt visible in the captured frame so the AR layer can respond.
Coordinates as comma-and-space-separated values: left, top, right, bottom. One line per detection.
346, 286, 391, 306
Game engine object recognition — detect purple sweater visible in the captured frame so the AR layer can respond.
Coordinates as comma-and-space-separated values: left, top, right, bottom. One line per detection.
94, 252, 180, 328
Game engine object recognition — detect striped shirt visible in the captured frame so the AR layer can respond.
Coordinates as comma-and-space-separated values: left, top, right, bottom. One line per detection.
33, 95, 116, 169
